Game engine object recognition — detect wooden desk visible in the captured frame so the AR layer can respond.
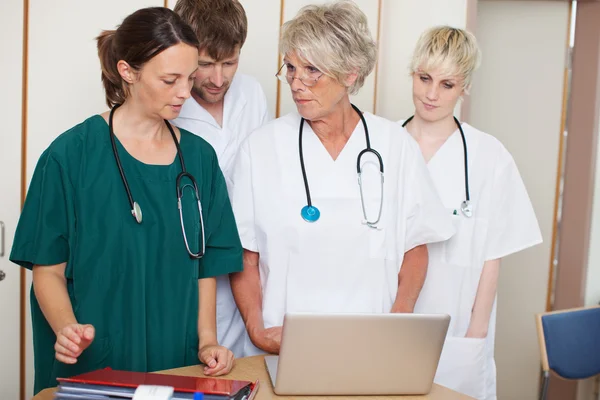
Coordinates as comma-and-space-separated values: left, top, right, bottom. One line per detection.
33, 355, 473, 400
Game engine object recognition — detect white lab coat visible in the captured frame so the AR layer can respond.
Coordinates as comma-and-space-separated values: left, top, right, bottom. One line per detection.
403, 122, 543, 400
230, 111, 455, 332
172, 73, 270, 358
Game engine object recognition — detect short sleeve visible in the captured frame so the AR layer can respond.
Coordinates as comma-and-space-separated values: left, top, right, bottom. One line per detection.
402, 141, 456, 252
198, 155, 243, 278
10, 151, 72, 270
229, 141, 258, 252
485, 149, 542, 260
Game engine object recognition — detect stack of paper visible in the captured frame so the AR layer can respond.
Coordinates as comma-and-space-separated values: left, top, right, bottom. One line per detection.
53, 369, 258, 400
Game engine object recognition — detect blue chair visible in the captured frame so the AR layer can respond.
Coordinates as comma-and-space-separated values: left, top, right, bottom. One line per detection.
535, 306, 600, 400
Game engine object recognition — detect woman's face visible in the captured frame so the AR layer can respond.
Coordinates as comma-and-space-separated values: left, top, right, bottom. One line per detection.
412, 66, 465, 123
284, 51, 354, 121
124, 42, 199, 120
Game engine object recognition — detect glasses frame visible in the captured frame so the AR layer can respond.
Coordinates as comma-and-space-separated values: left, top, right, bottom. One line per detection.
275, 63, 324, 87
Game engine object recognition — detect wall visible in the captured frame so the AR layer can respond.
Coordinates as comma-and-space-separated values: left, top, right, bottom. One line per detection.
0, 1, 24, 399
587, 121, 600, 307
376, 0, 467, 120
470, 1, 569, 399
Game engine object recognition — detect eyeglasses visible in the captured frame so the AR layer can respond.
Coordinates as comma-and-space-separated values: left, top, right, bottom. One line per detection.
276, 63, 324, 87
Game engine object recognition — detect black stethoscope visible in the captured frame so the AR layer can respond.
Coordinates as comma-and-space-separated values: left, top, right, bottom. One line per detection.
299, 104, 385, 228
108, 104, 206, 258
402, 116, 472, 218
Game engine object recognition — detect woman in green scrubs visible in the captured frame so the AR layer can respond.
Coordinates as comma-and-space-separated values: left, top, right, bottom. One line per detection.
10, 7, 242, 394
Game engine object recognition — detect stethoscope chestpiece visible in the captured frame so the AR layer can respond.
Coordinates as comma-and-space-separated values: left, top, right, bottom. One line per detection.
132, 202, 143, 224
460, 200, 473, 218
301, 205, 320, 223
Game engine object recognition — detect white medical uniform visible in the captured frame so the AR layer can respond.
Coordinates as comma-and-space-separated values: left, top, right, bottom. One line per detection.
230, 111, 455, 331
172, 73, 270, 358
403, 122, 543, 400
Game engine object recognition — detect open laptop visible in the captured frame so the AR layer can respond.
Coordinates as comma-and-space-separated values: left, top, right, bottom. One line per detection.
265, 312, 450, 396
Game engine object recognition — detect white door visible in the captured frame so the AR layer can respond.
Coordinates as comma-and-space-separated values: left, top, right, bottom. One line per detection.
0, 1, 25, 399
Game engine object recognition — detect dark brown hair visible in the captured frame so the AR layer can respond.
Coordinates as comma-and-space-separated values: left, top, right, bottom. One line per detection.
174, 0, 247, 61
97, 7, 200, 107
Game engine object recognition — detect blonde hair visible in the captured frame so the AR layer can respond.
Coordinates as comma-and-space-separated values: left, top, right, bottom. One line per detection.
279, 0, 377, 95
410, 26, 481, 91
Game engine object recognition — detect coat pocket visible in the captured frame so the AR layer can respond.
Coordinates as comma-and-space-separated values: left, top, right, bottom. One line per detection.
434, 336, 487, 399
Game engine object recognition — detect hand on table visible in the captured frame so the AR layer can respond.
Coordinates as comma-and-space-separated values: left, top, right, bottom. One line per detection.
199, 344, 235, 376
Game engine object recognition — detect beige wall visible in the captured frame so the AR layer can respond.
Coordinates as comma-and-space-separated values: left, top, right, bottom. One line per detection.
376, 0, 467, 120
587, 122, 600, 307
0, 1, 24, 399
470, 1, 569, 399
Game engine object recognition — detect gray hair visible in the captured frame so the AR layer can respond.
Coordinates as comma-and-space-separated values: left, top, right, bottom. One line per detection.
279, 0, 377, 95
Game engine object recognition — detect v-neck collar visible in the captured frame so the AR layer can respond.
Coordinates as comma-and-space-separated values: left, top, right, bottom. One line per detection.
426, 128, 462, 166
177, 74, 248, 131
302, 115, 365, 165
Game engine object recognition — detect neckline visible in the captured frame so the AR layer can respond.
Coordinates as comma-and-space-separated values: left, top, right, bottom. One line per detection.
96, 114, 183, 168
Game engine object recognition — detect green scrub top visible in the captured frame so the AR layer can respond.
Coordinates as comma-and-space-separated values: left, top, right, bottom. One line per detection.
10, 115, 243, 394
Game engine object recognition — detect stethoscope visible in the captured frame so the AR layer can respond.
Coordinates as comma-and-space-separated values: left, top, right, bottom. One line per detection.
401, 116, 472, 218
108, 104, 206, 258
299, 104, 384, 228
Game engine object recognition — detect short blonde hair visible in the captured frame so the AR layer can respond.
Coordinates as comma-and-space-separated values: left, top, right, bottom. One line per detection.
279, 0, 377, 95
410, 26, 481, 91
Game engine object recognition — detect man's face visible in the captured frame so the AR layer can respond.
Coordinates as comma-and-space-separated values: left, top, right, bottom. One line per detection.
191, 45, 241, 105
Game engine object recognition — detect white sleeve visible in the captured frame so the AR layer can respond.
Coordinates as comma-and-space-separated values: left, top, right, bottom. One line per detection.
485, 148, 542, 260
402, 140, 456, 252
230, 140, 259, 252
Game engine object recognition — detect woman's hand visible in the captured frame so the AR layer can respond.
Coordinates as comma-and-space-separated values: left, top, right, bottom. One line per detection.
198, 345, 235, 376
54, 323, 95, 364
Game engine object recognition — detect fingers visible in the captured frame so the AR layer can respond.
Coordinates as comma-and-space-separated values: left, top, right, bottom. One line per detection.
202, 348, 235, 376
79, 325, 95, 351
61, 326, 82, 346
55, 351, 77, 364
82, 325, 95, 341
56, 335, 80, 357
199, 349, 218, 369
55, 323, 97, 365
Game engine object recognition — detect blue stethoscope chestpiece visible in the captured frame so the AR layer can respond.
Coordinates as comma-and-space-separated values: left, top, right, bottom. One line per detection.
301, 205, 320, 222
132, 201, 143, 224
461, 200, 473, 218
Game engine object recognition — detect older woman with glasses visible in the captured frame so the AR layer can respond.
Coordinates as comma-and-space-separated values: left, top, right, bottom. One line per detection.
229, 0, 455, 354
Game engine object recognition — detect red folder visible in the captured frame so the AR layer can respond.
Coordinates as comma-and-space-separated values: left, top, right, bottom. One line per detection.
57, 368, 259, 399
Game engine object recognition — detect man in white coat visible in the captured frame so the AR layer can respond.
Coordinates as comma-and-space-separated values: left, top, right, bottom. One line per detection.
173, 0, 270, 358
